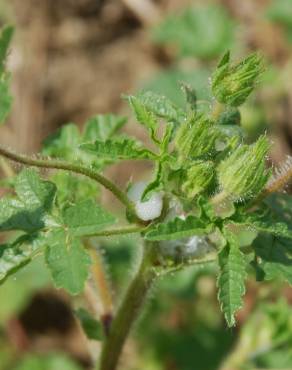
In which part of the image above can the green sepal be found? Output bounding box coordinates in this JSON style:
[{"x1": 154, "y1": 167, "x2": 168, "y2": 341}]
[
  {"x1": 212, "y1": 52, "x2": 264, "y2": 107},
  {"x1": 175, "y1": 113, "x2": 220, "y2": 160},
  {"x1": 217, "y1": 135, "x2": 270, "y2": 201},
  {"x1": 182, "y1": 161, "x2": 215, "y2": 198}
]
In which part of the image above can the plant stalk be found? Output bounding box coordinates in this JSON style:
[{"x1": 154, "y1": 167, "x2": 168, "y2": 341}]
[
  {"x1": 85, "y1": 225, "x2": 146, "y2": 238},
  {"x1": 0, "y1": 145, "x2": 141, "y2": 223},
  {"x1": 98, "y1": 245, "x2": 157, "y2": 370}
]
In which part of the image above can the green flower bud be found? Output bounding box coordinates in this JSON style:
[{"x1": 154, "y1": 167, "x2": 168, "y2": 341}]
[
  {"x1": 212, "y1": 51, "x2": 264, "y2": 107},
  {"x1": 175, "y1": 114, "x2": 220, "y2": 159},
  {"x1": 182, "y1": 161, "x2": 214, "y2": 198},
  {"x1": 217, "y1": 136, "x2": 270, "y2": 201}
]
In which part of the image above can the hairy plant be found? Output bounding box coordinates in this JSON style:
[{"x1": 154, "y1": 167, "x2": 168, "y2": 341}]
[{"x1": 1, "y1": 26, "x2": 292, "y2": 370}]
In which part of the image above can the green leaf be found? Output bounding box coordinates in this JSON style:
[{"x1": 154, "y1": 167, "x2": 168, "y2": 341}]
[
  {"x1": 62, "y1": 199, "x2": 116, "y2": 237},
  {"x1": 0, "y1": 25, "x2": 14, "y2": 73},
  {"x1": 246, "y1": 220, "x2": 292, "y2": 239},
  {"x1": 127, "y1": 94, "x2": 159, "y2": 143},
  {"x1": 145, "y1": 215, "x2": 212, "y2": 241},
  {"x1": 42, "y1": 123, "x2": 81, "y2": 161},
  {"x1": 254, "y1": 234, "x2": 292, "y2": 285},
  {"x1": 0, "y1": 235, "x2": 39, "y2": 284},
  {"x1": 45, "y1": 229, "x2": 91, "y2": 295},
  {"x1": 80, "y1": 137, "x2": 157, "y2": 161},
  {"x1": 232, "y1": 196, "x2": 292, "y2": 239},
  {"x1": 42, "y1": 114, "x2": 126, "y2": 167},
  {"x1": 134, "y1": 91, "x2": 179, "y2": 121},
  {"x1": 0, "y1": 169, "x2": 56, "y2": 232},
  {"x1": 217, "y1": 233, "x2": 247, "y2": 327},
  {"x1": 224, "y1": 222, "x2": 258, "y2": 247},
  {"x1": 75, "y1": 308, "x2": 102, "y2": 340},
  {"x1": 15, "y1": 169, "x2": 56, "y2": 209},
  {"x1": 266, "y1": 193, "x2": 292, "y2": 228},
  {"x1": 82, "y1": 114, "x2": 127, "y2": 142},
  {"x1": 52, "y1": 171, "x2": 99, "y2": 206}
]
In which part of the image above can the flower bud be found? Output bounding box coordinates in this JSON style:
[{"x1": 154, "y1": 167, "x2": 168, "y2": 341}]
[
  {"x1": 217, "y1": 136, "x2": 270, "y2": 201},
  {"x1": 182, "y1": 161, "x2": 214, "y2": 198},
  {"x1": 127, "y1": 181, "x2": 163, "y2": 221},
  {"x1": 175, "y1": 114, "x2": 220, "y2": 160},
  {"x1": 212, "y1": 51, "x2": 264, "y2": 107}
]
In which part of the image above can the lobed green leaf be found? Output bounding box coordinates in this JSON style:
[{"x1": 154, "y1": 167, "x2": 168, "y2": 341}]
[
  {"x1": 217, "y1": 232, "x2": 247, "y2": 327},
  {"x1": 0, "y1": 235, "x2": 39, "y2": 284},
  {"x1": 42, "y1": 114, "x2": 126, "y2": 166},
  {"x1": 62, "y1": 199, "x2": 116, "y2": 237},
  {"x1": 82, "y1": 114, "x2": 127, "y2": 142},
  {"x1": 80, "y1": 137, "x2": 157, "y2": 161},
  {"x1": 145, "y1": 215, "x2": 212, "y2": 241},
  {"x1": 127, "y1": 95, "x2": 159, "y2": 143},
  {"x1": 0, "y1": 169, "x2": 56, "y2": 232},
  {"x1": 254, "y1": 234, "x2": 292, "y2": 285},
  {"x1": 45, "y1": 229, "x2": 91, "y2": 295}
]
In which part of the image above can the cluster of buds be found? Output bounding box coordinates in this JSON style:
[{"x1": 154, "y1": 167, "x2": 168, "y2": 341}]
[
  {"x1": 216, "y1": 135, "x2": 270, "y2": 202},
  {"x1": 182, "y1": 161, "x2": 214, "y2": 198},
  {"x1": 212, "y1": 51, "x2": 264, "y2": 107}
]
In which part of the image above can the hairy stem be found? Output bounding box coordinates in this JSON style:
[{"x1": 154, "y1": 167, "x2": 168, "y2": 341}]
[
  {"x1": 84, "y1": 240, "x2": 113, "y2": 312},
  {"x1": 84, "y1": 225, "x2": 146, "y2": 238},
  {"x1": 98, "y1": 245, "x2": 157, "y2": 370},
  {"x1": 0, "y1": 145, "x2": 141, "y2": 222}
]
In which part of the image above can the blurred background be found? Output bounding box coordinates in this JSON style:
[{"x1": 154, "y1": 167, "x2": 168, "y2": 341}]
[{"x1": 1, "y1": 0, "x2": 292, "y2": 369}]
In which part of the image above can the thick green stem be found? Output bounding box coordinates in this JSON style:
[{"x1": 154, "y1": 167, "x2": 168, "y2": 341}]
[
  {"x1": 98, "y1": 246, "x2": 156, "y2": 370},
  {"x1": 0, "y1": 145, "x2": 141, "y2": 223}
]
